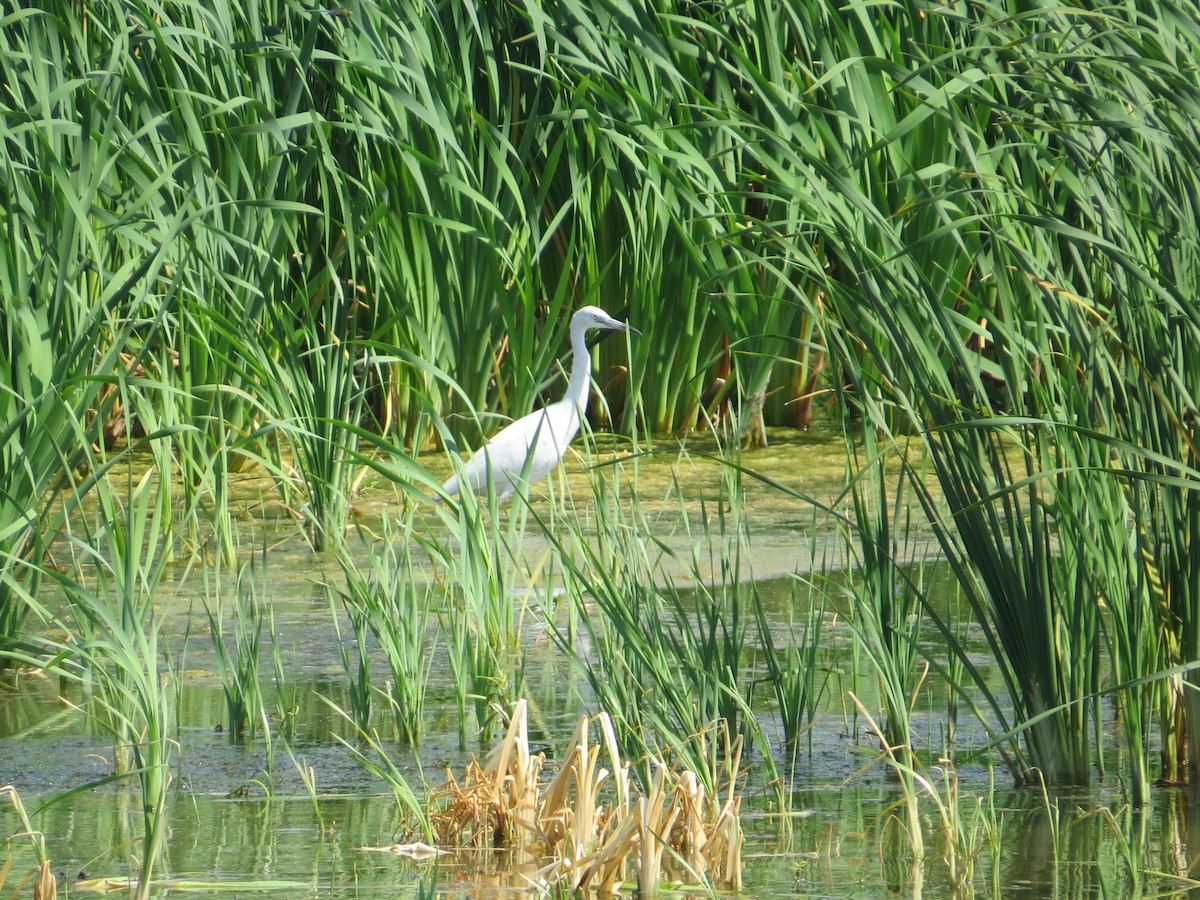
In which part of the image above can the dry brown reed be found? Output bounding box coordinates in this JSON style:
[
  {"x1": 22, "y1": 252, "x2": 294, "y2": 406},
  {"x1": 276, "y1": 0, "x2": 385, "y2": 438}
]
[
  {"x1": 429, "y1": 701, "x2": 744, "y2": 892},
  {"x1": 1, "y1": 785, "x2": 56, "y2": 900}
]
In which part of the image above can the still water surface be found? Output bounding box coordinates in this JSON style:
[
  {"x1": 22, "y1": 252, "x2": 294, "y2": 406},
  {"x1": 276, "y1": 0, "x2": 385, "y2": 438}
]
[{"x1": 1, "y1": 433, "x2": 1196, "y2": 896}]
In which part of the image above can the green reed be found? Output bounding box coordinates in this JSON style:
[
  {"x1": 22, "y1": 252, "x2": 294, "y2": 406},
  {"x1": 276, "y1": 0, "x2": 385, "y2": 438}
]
[
  {"x1": 267, "y1": 601, "x2": 301, "y2": 746},
  {"x1": 420, "y1": 474, "x2": 545, "y2": 746},
  {"x1": 0, "y1": 130, "x2": 183, "y2": 671},
  {"x1": 327, "y1": 709, "x2": 432, "y2": 843},
  {"x1": 250, "y1": 317, "x2": 370, "y2": 554},
  {"x1": 536, "y1": 453, "x2": 777, "y2": 794},
  {"x1": 3, "y1": 0, "x2": 1200, "y2": 842},
  {"x1": 806, "y1": 0, "x2": 1200, "y2": 793},
  {"x1": 441, "y1": 597, "x2": 516, "y2": 752},
  {"x1": 3, "y1": 0, "x2": 1193, "y2": 464},
  {"x1": 1050, "y1": 429, "x2": 1156, "y2": 804},
  {"x1": 437, "y1": 599, "x2": 472, "y2": 751},
  {"x1": 203, "y1": 557, "x2": 267, "y2": 742},
  {"x1": 841, "y1": 428, "x2": 925, "y2": 767},
  {"x1": 34, "y1": 427, "x2": 177, "y2": 899},
  {"x1": 335, "y1": 512, "x2": 434, "y2": 746},
  {"x1": 852, "y1": 693, "x2": 1008, "y2": 891},
  {"x1": 431, "y1": 490, "x2": 519, "y2": 651},
  {"x1": 329, "y1": 583, "x2": 373, "y2": 737},
  {"x1": 754, "y1": 574, "x2": 828, "y2": 761},
  {"x1": 160, "y1": 297, "x2": 263, "y2": 567},
  {"x1": 1093, "y1": 288, "x2": 1200, "y2": 786}
]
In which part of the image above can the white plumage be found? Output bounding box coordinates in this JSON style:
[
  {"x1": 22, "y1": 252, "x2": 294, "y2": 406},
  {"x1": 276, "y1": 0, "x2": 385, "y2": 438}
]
[{"x1": 441, "y1": 306, "x2": 638, "y2": 501}]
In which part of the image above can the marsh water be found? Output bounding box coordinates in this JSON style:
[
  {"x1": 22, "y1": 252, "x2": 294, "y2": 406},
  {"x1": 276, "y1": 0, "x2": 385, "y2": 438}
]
[{"x1": 1, "y1": 432, "x2": 1196, "y2": 896}]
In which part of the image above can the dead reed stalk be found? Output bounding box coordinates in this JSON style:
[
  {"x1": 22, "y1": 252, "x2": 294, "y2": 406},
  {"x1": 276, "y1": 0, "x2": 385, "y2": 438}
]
[{"x1": 430, "y1": 701, "x2": 744, "y2": 893}]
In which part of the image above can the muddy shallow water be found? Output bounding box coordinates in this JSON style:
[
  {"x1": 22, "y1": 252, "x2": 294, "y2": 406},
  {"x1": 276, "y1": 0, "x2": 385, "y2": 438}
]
[
  {"x1": 4, "y1": 666, "x2": 1192, "y2": 898},
  {"x1": 1, "y1": 431, "x2": 1196, "y2": 896}
]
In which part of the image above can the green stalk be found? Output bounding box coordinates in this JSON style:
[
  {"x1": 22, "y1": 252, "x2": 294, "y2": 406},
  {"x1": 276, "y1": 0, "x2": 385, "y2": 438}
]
[
  {"x1": 335, "y1": 510, "x2": 434, "y2": 746},
  {"x1": 203, "y1": 558, "x2": 267, "y2": 742},
  {"x1": 842, "y1": 427, "x2": 924, "y2": 767},
  {"x1": 40, "y1": 429, "x2": 176, "y2": 899}
]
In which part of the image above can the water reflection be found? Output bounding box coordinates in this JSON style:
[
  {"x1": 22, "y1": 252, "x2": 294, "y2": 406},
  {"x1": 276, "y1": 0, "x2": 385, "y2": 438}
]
[
  {"x1": 6, "y1": 670, "x2": 1200, "y2": 895},
  {"x1": 2, "y1": 436, "x2": 1199, "y2": 896}
]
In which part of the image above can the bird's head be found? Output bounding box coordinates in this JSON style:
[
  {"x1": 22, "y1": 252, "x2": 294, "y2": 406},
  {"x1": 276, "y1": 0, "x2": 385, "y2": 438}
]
[{"x1": 573, "y1": 305, "x2": 641, "y2": 335}]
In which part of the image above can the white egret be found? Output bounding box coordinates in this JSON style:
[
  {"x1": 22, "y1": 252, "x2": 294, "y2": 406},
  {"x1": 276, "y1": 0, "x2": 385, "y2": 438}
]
[{"x1": 441, "y1": 306, "x2": 639, "y2": 501}]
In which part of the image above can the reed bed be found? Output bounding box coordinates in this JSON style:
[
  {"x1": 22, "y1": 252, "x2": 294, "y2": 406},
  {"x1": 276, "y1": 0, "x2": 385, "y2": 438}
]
[
  {"x1": 203, "y1": 559, "x2": 267, "y2": 742},
  {"x1": 15, "y1": 434, "x2": 178, "y2": 899},
  {"x1": 334, "y1": 513, "x2": 434, "y2": 746},
  {"x1": 3, "y1": 0, "x2": 1200, "y2": 892},
  {"x1": 430, "y1": 700, "x2": 744, "y2": 893}
]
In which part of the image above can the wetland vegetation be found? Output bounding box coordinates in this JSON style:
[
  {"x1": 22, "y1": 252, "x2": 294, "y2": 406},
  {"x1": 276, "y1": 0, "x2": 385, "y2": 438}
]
[{"x1": 3, "y1": 0, "x2": 1200, "y2": 895}]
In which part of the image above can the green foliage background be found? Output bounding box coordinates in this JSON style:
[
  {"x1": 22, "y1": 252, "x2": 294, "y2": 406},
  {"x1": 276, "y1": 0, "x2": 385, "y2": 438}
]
[{"x1": 3, "y1": 0, "x2": 1200, "y2": 818}]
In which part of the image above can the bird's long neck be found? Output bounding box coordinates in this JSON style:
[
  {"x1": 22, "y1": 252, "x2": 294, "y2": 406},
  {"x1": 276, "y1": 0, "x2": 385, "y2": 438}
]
[{"x1": 564, "y1": 322, "x2": 592, "y2": 412}]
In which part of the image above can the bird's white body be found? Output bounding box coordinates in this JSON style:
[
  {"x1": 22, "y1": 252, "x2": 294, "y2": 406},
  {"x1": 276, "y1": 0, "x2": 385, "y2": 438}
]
[{"x1": 442, "y1": 306, "x2": 636, "y2": 501}]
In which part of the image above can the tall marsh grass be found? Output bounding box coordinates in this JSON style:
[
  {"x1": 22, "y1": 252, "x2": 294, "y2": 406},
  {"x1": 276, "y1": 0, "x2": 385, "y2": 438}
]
[
  {"x1": 204, "y1": 559, "x2": 267, "y2": 742},
  {"x1": 24, "y1": 438, "x2": 178, "y2": 899},
  {"x1": 335, "y1": 512, "x2": 434, "y2": 746},
  {"x1": 5, "y1": 2, "x2": 1200, "y2": 892},
  {"x1": 539, "y1": 462, "x2": 785, "y2": 795}
]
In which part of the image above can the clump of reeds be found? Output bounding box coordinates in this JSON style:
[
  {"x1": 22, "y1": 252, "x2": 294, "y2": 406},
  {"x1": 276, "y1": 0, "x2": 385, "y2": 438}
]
[
  {"x1": 429, "y1": 700, "x2": 743, "y2": 893},
  {"x1": 2, "y1": 784, "x2": 56, "y2": 900}
]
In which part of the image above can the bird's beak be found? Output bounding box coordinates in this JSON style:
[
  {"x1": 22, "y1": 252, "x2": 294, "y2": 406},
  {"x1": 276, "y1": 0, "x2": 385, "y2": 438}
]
[{"x1": 601, "y1": 313, "x2": 640, "y2": 335}]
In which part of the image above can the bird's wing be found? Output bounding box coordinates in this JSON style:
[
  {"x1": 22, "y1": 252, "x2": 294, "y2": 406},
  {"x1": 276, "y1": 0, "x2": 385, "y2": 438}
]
[
  {"x1": 441, "y1": 409, "x2": 545, "y2": 497},
  {"x1": 441, "y1": 403, "x2": 578, "y2": 498}
]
